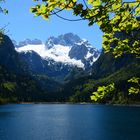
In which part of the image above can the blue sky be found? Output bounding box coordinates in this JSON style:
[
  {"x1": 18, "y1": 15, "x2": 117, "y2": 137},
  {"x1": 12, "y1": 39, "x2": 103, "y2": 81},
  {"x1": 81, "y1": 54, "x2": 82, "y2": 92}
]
[{"x1": 0, "y1": 0, "x2": 103, "y2": 49}]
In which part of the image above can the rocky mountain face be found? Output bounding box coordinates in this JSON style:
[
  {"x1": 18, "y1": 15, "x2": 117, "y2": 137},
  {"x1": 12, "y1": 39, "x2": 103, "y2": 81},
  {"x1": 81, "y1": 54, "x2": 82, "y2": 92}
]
[
  {"x1": 46, "y1": 33, "x2": 81, "y2": 48},
  {"x1": 45, "y1": 33, "x2": 100, "y2": 68},
  {"x1": 15, "y1": 33, "x2": 100, "y2": 80}
]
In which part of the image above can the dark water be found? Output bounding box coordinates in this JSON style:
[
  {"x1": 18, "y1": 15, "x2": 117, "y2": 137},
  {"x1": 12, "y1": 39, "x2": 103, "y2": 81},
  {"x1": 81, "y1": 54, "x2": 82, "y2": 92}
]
[{"x1": 0, "y1": 104, "x2": 140, "y2": 140}]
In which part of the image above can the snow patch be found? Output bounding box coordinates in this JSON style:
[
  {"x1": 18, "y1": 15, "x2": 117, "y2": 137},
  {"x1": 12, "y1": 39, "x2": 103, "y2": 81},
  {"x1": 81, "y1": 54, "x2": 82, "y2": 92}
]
[
  {"x1": 16, "y1": 44, "x2": 47, "y2": 57},
  {"x1": 16, "y1": 44, "x2": 84, "y2": 68}
]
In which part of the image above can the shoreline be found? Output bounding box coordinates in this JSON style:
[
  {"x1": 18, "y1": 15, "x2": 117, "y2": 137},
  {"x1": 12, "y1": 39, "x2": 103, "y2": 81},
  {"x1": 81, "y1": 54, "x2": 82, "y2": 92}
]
[
  {"x1": 1, "y1": 102, "x2": 140, "y2": 107},
  {"x1": 11, "y1": 102, "x2": 140, "y2": 107},
  {"x1": 19, "y1": 102, "x2": 93, "y2": 105}
]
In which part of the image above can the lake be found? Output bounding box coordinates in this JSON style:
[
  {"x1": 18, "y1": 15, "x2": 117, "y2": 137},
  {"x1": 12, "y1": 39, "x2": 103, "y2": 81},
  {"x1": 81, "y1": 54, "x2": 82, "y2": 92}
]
[{"x1": 0, "y1": 104, "x2": 140, "y2": 140}]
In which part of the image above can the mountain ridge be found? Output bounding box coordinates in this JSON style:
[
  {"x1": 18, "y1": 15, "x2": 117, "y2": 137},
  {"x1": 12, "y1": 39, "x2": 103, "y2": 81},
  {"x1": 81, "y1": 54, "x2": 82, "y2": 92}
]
[{"x1": 16, "y1": 33, "x2": 100, "y2": 69}]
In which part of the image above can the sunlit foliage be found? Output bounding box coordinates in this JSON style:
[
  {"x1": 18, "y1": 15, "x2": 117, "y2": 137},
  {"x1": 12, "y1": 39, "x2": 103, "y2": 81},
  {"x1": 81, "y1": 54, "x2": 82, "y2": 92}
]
[
  {"x1": 90, "y1": 83, "x2": 115, "y2": 102},
  {"x1": 128, "y1": 77, "x2": 140, "y2": 95},
  {"x1": 2, "y1": 82, "x2": 16, "y2": 92}
]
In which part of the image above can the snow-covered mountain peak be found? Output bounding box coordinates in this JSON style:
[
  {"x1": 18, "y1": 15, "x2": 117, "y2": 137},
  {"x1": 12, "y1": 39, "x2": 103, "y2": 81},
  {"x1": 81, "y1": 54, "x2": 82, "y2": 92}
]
[{"x1": 16, "y1": 33, "x2": 100, "y2": 69}]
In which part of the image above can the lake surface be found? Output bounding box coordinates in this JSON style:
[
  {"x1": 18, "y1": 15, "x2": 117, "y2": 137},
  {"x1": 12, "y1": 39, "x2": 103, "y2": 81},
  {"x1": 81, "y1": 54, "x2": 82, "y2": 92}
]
[{"x1": 0, "y1": 104, "x2": 140, "y2": 140}]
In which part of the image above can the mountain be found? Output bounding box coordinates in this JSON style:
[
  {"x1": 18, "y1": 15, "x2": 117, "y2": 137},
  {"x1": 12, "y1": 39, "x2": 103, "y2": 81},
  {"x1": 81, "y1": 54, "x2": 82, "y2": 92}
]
[
  {"x1": 16, "y1": 33, "x2": 100, "y2": 70},
  {"x1": 19, "y1": 50, "x2": 76, "y2": 81},
  {"x1": 0, "y1": 35, "x2": 62, "y2": 104}
]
